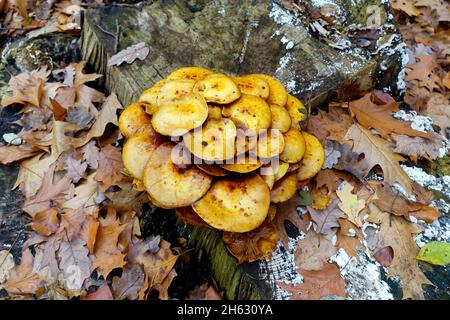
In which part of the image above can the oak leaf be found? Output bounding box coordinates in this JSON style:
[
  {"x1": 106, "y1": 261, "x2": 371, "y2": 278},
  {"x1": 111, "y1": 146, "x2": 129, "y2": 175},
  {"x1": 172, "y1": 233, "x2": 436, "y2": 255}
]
[
  {"x1": 367, "y1": 203, "x2": 431, "y2": 299},
  {"x1": 277, "y1": 263, "x2": 346, "y2": 300},
  {"x1": 95, "y1": 145, "x2": 124, "y2": 191},
  {"x1": 344, "y1": 124, "x2": 414, "y2": 194},
  {"x1": 335, "y1": 218, "x2": 363, "y2": 260},
  {"x1": 187, "y1": 283, "x2": 222, "y2": 300},
  {"x1": 64, "y1": 155, "x2": 88, "y2": 183},
  {"x1": 79, "y1": 214, "x2": 99, "y2": 254},
  {"x1": 295, "y1": 230, "x2": 337, "y2": 271},
  {"x1": 393, "y1": 134, "x2": 442, "y2": 161},
  {"x1": 336, "y1": 181, "x2": 365, "y2": 227},
  {"x1": 58, "y1": 208, "x2": 85, "y2": 241},
  {"x1": 308, "y1": 199, "x2": 345, "y2": 236},
  {"x1": 373, "y1": 184, "x2": 440, "y2": 223},
  {"x1": 390, "y1": 0, "x2": 420, "y2": 16},
  {"x1": 275, "y1": 194, "x2": 311, "y2": 249},
  {"x1": 349, "y1": 91, "x2": 432, "y2": 140},
  {"x1": 107, "y1": 42, "x2": 150, "y2": 67},
  {"x1": 80, "y1": 140, "x2": 100, "y2": 169},
  {"x1": 91, "y1": 207, "x2": 127, "y2": 278},
  {"x1": 62, "y1": 173, "x2": 99, "y2": 214},
  {"x1": 112, "y1": 264, "x2": 145, "y2": 300}
]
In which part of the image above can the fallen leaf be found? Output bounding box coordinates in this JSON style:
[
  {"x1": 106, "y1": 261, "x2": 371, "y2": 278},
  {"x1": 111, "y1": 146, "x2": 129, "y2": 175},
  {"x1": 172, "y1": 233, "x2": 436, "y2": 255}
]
[
  {"x1": 336, "y1": 181, "x2": 365, "y2": 227},
  {"x1": 295, "y1": 230, "x2": 337, "y2": 270},
  {"x1": 80, "y1": 140, "x2": 100, "y2": 169},
  {"x1": 0, "y1": 144, "x2": 41, "y2": 164},
  {"x1": 406, "y1": 55, "x2": 442, "y2": 91},
  {"x1": 57, "y1": 239, "x2": 92, "y2": 291},
  {"x1": 95, "y1": 145, "x2": 124, "y2": 191},
  {"x1": 336, "y1": 218, "x2": 363, "y2": 260},
  {"x1": 112, "y1": 264, "x2": 145, "y2": 300},
  {"x1": 64, "y1": 155, "x2": 88, "y2": 183},
  {"x1": 308, "y1": 199, "x2": 345, "y2": 236},
  {"x1": 222, "y1": 222, "x2": 279, "y2": 264},
  {"x1": 349, "y1": 91, "x2": 432, "y2": 140},
  {"x1": 1, "y1": 68, "x2": 49, "y2": 107},
  {"x1": 393, "y1": 134, "x2": 442, "y2": 161},
  {"x1": 275, "y1": 194, "x2": 310, "y2": 249},
  {"x1": 128, "y1": 238, "x2": 178, "y2": 288},
  {"x1": 22, "y1": 164, "x2": 72, "y2": 217},
  {"x1": 367, "y1": 203, "x2": 431, "y2": 299},
  {"x1": 3, "y1": 249, "x2": 41, "y2": 295},
  {"x1": 79, "y1": 214, "x2": 99, "y2": 254},
  {"x1": 58, "y1": 208, "x2": 85, "y2": 241},
  {"x1": 187, "y1": 283, "x2": 222, "y2": 300},
  {"x1": 154, "y1": 268, "x2": 177, "y2": 300},
  {"x1": 390, "y1": 0, "x2": 420, "y2": 16},
  {"x1": 72, "y1": 93, "x2": 122, "y2": 148},
  {"x1": 373, "y1": 246, "x2": 394, "y2": 267},
  {"x1": 31, "y1": 208, "x2": 60, "y2": 237},
  {"x1": 0, "y1": 250, "x2": 15, "y2": 284},
  {"x1": 66, "y1": 103, "x2": 94, "y2": 129},
  {"x1": 416, "y1": 241, "x2": 450, "y2": 266},
  {"x1": 373, "y1": 184, "x2": 440, "y2": 223},
  {"x1": 277, "y1": 263, "x2": 346, "y2": 300},
  {"x1": 82, "y1": 284, "x2": 114, "y2": 300},
  {"x1": 344, "y1": 124, "x2": 414, "y2": 194},
  {"x1": 92, "y1": 207, "x2": 127, "y2": 278},
  {"x1": 62, "y1": 173, "x2": 99, "y2": 213},
  {"x1": 14, "y1": 152, "x2": 58, "y2": 198},
  {"x1": 107, "y1": 42, "x2": 150, "y2": 67},
  {"x1": 106, "y1": 182, "x2": 148, "y2": 214}
]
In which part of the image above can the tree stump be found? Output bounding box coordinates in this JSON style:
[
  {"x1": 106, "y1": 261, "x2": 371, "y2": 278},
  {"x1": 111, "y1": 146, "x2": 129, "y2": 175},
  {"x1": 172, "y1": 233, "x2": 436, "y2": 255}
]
[{"x1": 81, "y1": 0, "x2": 401, "y2": 299}]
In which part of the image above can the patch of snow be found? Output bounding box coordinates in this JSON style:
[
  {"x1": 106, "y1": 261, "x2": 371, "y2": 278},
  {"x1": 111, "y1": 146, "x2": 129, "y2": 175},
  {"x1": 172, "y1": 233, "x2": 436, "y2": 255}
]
[
  {"x1": 261, "y1": 233, "x2": 304, "y2": 299},
  {"x1": 401, "y1": 165, "x2": 450, "y2": 200},
  {"x1": 393, "y1": 110, "x2": 434, "y2": 133},
  {"x1": 414, "y1": 216, "x2": 450, "y2": 248},
  {"x1": 269, "y1": 3, "x2": 302, "y2": 26},
  {"x1": 330, "y1": 248, "x2": 394, "y2": 300}
]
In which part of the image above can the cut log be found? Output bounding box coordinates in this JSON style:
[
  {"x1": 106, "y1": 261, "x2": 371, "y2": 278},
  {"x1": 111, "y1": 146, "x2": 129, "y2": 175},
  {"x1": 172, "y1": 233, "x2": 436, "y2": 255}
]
[{"x1": 81, "y1": 0, "x2": 397, "y2": 299}]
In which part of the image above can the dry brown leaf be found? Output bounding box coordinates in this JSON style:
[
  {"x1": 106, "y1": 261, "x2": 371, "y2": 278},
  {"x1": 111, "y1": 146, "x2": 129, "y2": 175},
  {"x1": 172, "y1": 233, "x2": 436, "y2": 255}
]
[
  {"x1": 58, "y1": 208, "x2": 85, "y2": 241},
  {"x1": 107, "y1": 42, "x2": 150, "y2": 67},
  {"x1": 277, "y1": 263, "x2": 346, "y2": 300},
  {"x1": 22, "y1": 164, "x2": 72, "y2": 217},
  {"x1": 1, "y1": 68, "x2": 49, "y2": 107},
  {"x1": 95, "y1": 145, "x2": 124, "y2": 191},
  {"x1": 64, "y1": 155, "x2": 88, "y2": 183},
  {"x1": 406, "y1": 55, "x2": 442, "y2": 91},
  {"x1": 112, "y1": 264, "x2": 145, "y2": 300},
  {"x1": 367, "y1": 203, "x2": 431, "y2": 299},
  {"x1": 295, "y1": 230, "x2": 337, "y2": 271},
  {"x1": 344, "y1": 124, "x2": 414, "y2": 194},
  {"x1": 373, "y1": 184, "x2": 440, "y2": 223},
  {"x1": 62, "y1": 173, "x2": 99, "y2": 213},
  {"x1": 308, "y1": 199, "x2": 346, "y2": 236},
  {"x1": 393, "y1": 133, "x2": 442, "y2": 161},
  {"x1": 3, "y1": 249, "x2": 42, "y2": 295},
  {"x1": 373, "y1": 246, "x2": 394, "y2": 267},
  {"x1": 275, "y1": 194, "x2": 310, "y2": 249},
  {"x1": 349, "y1": 91, "x2": 432, "y2": 140},
  {"x1": 335, "y1": 218, "x2": 363, "y2": 260},
  {"x1": 92, "y1": 207, "x2": 127, "y2": 278},
  {"x1": 31, "y1": 208, "x2": 60, "y2": 237},
  {"x1": 187, "y1": 283, "x2": 222, "y2": 300},
  {"x1": 79, "y1": 214, "x2": 99, "y2": 254},
  {"x1": 57, "y1": 239, "x2": 92, "y2": 291},
  {"x1": 307, "y1": 108, "x2": 353, "y2": 144},
  {"x1": 0, "y1": 144, "x2": 41, "y2": 164}
]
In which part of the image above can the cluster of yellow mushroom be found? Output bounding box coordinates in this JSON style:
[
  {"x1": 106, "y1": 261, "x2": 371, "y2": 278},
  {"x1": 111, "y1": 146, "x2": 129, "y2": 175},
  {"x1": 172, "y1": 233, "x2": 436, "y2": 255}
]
[{"x1": 119, "y1": 67, "x2": 325, "y2": 234}]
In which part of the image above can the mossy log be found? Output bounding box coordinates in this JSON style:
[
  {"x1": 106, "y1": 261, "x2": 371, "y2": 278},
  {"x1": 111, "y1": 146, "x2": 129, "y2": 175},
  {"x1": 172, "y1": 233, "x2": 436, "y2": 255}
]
[{"x1": 81, "y1": 0, "x2": 397, "y2": 300}]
